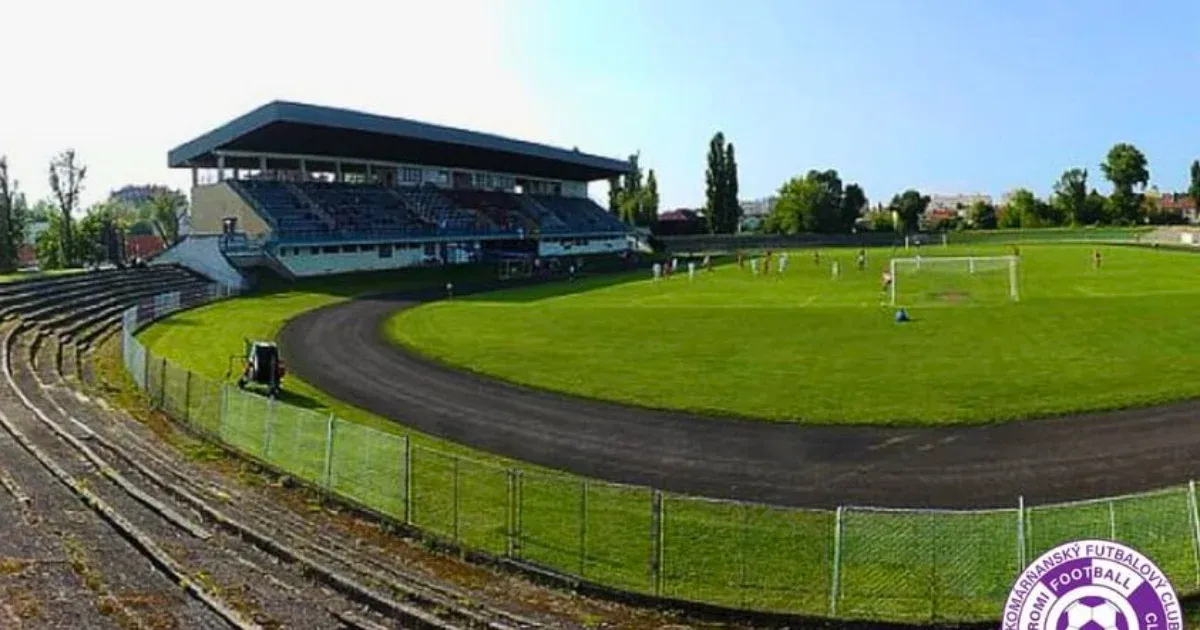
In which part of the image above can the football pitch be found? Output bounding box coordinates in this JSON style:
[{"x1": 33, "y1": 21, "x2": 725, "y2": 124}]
[
  {"x1": 389, "y1": 243, "x2": 1200, "y2": 425},
  {"x1": 129, "y1": 242, "x2": 1200, "y2": 624}
]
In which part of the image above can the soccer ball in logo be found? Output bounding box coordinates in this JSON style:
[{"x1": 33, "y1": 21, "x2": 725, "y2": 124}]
[{"x1": 1059, "y1": 596, "x2": 1128, "y2": 630}]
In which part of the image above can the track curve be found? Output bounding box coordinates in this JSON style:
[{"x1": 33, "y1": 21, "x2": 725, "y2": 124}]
[{"x1": 280, "y1": 282, "x2": 1200, "y2": 509}]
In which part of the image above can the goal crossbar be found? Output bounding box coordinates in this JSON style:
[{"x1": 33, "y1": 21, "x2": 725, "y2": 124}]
[{"x1": 889, "y1": 255, "x2": 1019, "y2": 305}]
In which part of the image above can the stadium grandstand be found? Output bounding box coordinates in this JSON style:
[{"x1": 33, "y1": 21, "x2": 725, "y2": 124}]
[{"x1": 157, "y1": 101, "x2": 633, "y2": 285}]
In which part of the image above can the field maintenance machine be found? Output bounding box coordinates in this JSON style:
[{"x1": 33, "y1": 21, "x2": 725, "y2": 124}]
[{"x1": 227, "y1": 340, "x2": 286, "y2": 397}]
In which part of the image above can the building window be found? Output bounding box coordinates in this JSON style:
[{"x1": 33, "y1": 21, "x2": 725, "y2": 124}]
[
  {"x1": 322, "y1": 246, "x2": 338, "y2": 254},
  {"x1": 310, "y1": 247, "x2": 320, "y2": 255},
  {"x1": 342, "y1": 245, "x2": 357, "y2": 253},
  {"x1": 379, "y1": 244, "x2": 393, "y2": 258}
]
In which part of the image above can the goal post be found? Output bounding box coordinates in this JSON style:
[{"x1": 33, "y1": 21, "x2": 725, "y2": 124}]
[{"x1": 889, "y1": 255, "x2": 1019, "y2": 306}]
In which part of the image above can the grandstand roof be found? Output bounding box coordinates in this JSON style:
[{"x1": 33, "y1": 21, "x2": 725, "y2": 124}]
[{"x1": 168, "y1": 101, "x2": 630, "y2": 181}]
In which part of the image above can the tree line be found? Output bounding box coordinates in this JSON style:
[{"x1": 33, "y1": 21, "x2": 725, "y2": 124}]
[
  {"x1": 608, "y1": 131, "x2": 742, "y2": 234},
  {"x1": 765, "y1": 142, "x2": 1200, "y2": 235},
  {"x1": 0, "y1": 150, "x2": 188, "y2": 271}
]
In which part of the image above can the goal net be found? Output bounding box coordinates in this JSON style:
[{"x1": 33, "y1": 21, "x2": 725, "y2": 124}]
[{"x1": 889, "y1": 256, "x2": 1019, "y2": 306}]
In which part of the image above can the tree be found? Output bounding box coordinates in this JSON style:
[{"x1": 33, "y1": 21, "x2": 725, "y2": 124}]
[
  {"x1": 765, "y1": 169, "x2": 866, "y2": 234},
  {"x1": 1106, "y1": 189, "x2": 1141, "y2": 225},
  {"x1": 643, "y1": 169, "x2": 660, "y2": 225},
  {"x1": 705, "y1": 133, "x2": 726, "y2": 233},
  {"x1": 28, "y1": 198, "x2": 54, "y2": 223},
  {"x1": 1085, "y1": 190, "x2": 1108, "y2": 225},
  {"x1": 0, "y1": 156, "x2": 27, "y2": 273},
  {"x1": 1189, "y1": 160, "x2": 1200, "y2": 209},
  {"x1": 1053, "y1": 168, "x2": 1090, "y2": 225},
  {"x1": 48, "y1": 149, "x2": 86, "y2": 267},
  {"x1": 887, "y1": 189, "x2": 930, "y2": 233},
  {"x1": 1100, "y1": 143, "x2": 1148, "y2": 225},
  {"x1": 144, "y1": 189, "x2": 188, "y2": 246},
  {"x1": 1000, "y1": 188, "x2": 1058, "y2": 228},
  {"x1": 864, "y1": 206, "x2": 895, "y2": 232},
  {"x1": 606, "y1": 177, "x2": 620, "y2": 217},
  {"x1": 841, "y1": 184, "x2": 868, "y2": 232},
  {"x1": 77, "y1": 202, "x2": 128, "y2": 266},
  {"x1": 722, "y1": 142, "x2": 740, "y2": 233},
  {"x1": 766, "y1": 176, "x2": 821, "y2": 234},
  {"x1": 704, "y1": 132, "x2": 740, "y2": 234},
  {"x1": 1100, "y1": 143, "x2": 1150, "y2": 193},
  {"x1": 613, "y1": 155, "x2": 658, "y2": 227},
  {"x1": 624, "y1": 153, "x2": 643, "y2": 193},
  {"x1": 35, "y1": 212, "x2": 69, "y2": 270},
  {"x1": 967, "y1": 199, "x2": 997, "y2": 229}
]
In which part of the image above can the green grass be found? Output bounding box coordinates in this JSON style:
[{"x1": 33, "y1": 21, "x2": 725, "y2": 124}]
[
  {"x1": 0, "y1": 268, "x2": 84, "y2": 283},
  {"x1": 135, "y1": 247, "x2": 1200, "y2": 624},
  {"x1": 388, "y1": 244, "x2": 1200, "y2": 425}
]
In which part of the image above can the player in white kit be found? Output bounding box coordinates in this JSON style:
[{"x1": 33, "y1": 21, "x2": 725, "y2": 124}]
[
  {"x1": 652, "y1": 263, "x2": 662, "y2": 280},
  {"x1": 779, "y1": 252, "x2": 789, "y2": 273}
]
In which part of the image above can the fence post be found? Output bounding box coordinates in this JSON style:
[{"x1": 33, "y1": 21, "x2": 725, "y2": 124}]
[
  {"x1": 739, "y1": 502, "x2": 749, "y2": 608},
  {"x1": 1017, "y1": 496, "x2": 1026, "y2": 571},
  {"x1": 158, "y1": 357, "x2": 167, "y2": 408},
  {"x1": 514, "y1": 469, "x2": 524, "y2": 559},
  {"x1": 218, "y1": 384, "x2": 229, "y2": 440},
  {"x1": 452, "y1": 456, "x2": 460, "y2": 544},
  {"x1": 263, "y1": 398, "x2": 276, "y2": 461},
  {"x1": 142, "y1": 349, "x2": 152, "y2": 400},
  {"x1": 650, "y1": 489, "x2": 663, "y2": 597},
  {"x1": 1108, "y1": 499, "x2": 1117, "y2": 541},
  {"x1": 829, "y1": 505, "x2": 843, "y2": 616},
  {"x1": 183, "y1": 370, "x2": 191, "y2": 424},
  {"x1": 402, "y1": 436, "x2": 412, "y2": 525},
  {"x1": 1189, "y1": 481, "x2": 1200, "y2": 588},
  {"x1": 929, "y1": 513, "x2": 938, "y2": 622},
  {"x1": 322, "y1": 415, "x2": 336, "y2": 493},
  {"x1": 506, "y1": 468, "x2": 516, "y2": 557},
  {"x1": 579, "y1": 479, "x2": 588, "y2": 578}
]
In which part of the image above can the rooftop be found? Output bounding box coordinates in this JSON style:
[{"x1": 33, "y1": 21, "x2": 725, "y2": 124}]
[{"x1": 168, "y1": 101, "x2": 630, "y2": 182}]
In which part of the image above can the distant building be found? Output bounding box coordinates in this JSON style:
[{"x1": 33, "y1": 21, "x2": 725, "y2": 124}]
[
  {"x1": 108, "y1": 184, "x2": 175, "y2": 207},
  {"x1": 928, "y1": 193, "x2": 993, "y2": 217},
  {"x1": 25, "y1": 221, "x2": 50, "y2": 246},
  {"x1": 740, "y1": 197, "x2": 777, "y2": 218},
  {"x1": 656, "y1": 208, "x2": 707, "y2": 236},
  {"x1": 125, "y1": 234, "x2": 167, "y2": 259},
  {"x1": 1158, "y1": 193, "x2": 1198, "y2": 223}
]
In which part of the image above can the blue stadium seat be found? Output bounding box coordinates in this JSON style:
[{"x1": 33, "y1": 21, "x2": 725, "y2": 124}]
[{"x1": 229, "y1": 180, "x2": 627, "y2": 242}]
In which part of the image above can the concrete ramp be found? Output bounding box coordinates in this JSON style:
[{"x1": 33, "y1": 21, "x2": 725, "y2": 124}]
[{"x1": 152, "y1": 235, "x2": 250, "y2": 292}]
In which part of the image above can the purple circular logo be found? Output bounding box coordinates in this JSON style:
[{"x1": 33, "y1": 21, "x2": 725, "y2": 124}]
[{"x1": 1003, "y1": 540, "x2": 1181, "y2": 630}]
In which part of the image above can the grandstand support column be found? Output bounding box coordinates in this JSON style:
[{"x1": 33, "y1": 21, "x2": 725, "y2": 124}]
[
  {"x1": 259, "y1": 155, "x2": 267, "y2": 172},
  {"x1": 299, "y1": 159, "x2": 307, "y2": 179},
  {"x1": 191, "y1": 167, "x2": 197, "y2": 188},
  {"x1": 335, "y1": 161, "x2": 343, "y2": 182},
  {"x1": 217, "y1": 154, "x2": 226, "y2": 181}
]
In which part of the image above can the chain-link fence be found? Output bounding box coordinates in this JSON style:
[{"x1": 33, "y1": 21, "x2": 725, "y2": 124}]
[{"x1": 120, "y1": 289, "x2": 1200, "y2": 624}]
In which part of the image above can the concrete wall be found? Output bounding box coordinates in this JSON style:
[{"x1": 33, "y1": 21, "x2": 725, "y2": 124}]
[
  {"x1": 538, "y1": 237, "x2": 629, "y2": 257},
  {"x1": 190, "y1": 183, "x2": 272, "y2": 237},
  {"x1": 274, "y1": 243, "x2": 428, "y2": 277},
  {"x1": 152, "y1": 234, "x2": 250, "y2": 291}
]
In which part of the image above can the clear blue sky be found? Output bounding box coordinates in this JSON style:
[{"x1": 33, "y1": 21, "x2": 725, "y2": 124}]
[
  {"x1": 5, "y1": 0, "x2": 1200, "y2": 212},
  {"x1": 506, "y1": 0, "x2": 1200, "y2": 209}
]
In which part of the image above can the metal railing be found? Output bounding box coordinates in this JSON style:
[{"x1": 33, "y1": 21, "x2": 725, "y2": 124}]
[{"x1": 121, "y1": 287, "x2": 1200, "y2": 624}]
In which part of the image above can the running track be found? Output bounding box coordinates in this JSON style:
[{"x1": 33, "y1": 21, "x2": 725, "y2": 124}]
[{"x1": 280, "y1": 282, "x2": 1200, "y2": 509}]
